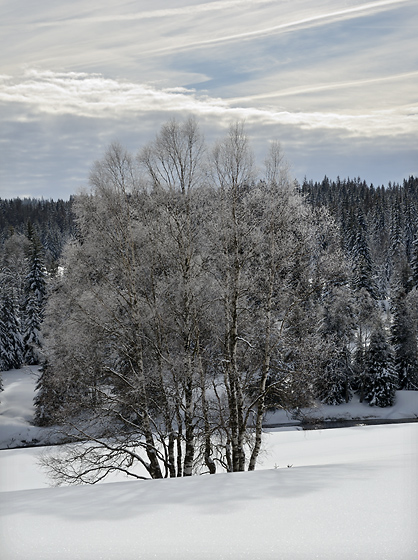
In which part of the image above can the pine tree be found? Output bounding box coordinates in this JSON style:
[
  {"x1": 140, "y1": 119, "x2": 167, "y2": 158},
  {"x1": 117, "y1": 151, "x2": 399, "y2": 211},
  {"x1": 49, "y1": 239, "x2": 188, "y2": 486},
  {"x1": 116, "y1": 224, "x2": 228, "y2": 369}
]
[
  {"x1": 0, "y1": 291, "x2": 23, "y2": 371},
  {"x1": 411, "y1": 234, "x2": 418, "y2": 290},
  {"x1": 23, "y1": 232, "x2": 47, "y2": 364},
  {"x1": 365, "y1": 327, "x2": 397, "y2": 407},
  {"x1": 33, "y1": 361, "x2": 63, "y2": 426},
  {"x1": 316, "y1": 347, "x2": 352, "y2": 405},
  {"x1": 315, "y1": 286, "x2": 355, "y2": 404},
  {"x1": 391, "y1": 289, "x2": 418, "y2": 390},
  {"x1": 23, "y1": 293, "x2": 43, "y2": 365},
  {"x1": 24, "y1": 232, "x2": 47, "y2": 305},
  {"x1": 352, "y1": 210, "x2": 376, "y2": 298}
]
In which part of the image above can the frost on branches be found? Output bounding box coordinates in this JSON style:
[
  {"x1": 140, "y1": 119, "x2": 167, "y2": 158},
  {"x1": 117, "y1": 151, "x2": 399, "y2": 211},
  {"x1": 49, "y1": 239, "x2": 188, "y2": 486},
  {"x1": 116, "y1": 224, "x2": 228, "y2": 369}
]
[{"x1": 34, "y1": 119, "x2": 413, "y2": 484}]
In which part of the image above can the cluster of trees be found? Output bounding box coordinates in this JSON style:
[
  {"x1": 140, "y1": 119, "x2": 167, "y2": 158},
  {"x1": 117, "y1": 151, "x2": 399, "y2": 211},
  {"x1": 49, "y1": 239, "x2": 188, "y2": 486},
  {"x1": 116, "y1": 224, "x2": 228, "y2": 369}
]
[
  {"x1": 0, "y1": 197, "x2": 74, "y2": 270},
  {"x1": 30, "y1": 120, "x2": 417, "y2": 482},
  {"x1": 0, "y1": 197, "x2": 73, "y2": 394},
  {"x1": 35, "y1": 120, "x2": 351, "y2": 482},
  {"x1": 1, "y1": 119, "x2": 417, "y2": 481},
  {"x1": 302, "y1": 176, "x2": 418, "y2": 397},
  {"x1": 0, "y1": 198, "x2": 72, "y2": 385},
  {"x1": 0, "y1": 223, "x2": 47, "y2": 374},
  {"x1": 302, "y1": 176, "x2": 418, "y2": 296}
]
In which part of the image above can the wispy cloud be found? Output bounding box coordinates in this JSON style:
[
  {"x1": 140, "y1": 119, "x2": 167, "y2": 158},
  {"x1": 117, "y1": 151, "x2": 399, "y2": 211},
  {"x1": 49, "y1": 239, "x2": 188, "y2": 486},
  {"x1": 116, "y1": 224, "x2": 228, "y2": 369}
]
[
  {"x1": 0, "y1": 70, "x2": 226, "y2": 119},
  {"x1": 140, "y1": 0, "x2": 412, "y2": 54},
  {"x1": 229, "y1": 72, "x2": 418, "y2": 103},
  {"x1": 23, "y1": 0, "x2": 276, "y2": 28},
  {"x1": 1, "y1": 70, "x2": 416, "y2": 139}
]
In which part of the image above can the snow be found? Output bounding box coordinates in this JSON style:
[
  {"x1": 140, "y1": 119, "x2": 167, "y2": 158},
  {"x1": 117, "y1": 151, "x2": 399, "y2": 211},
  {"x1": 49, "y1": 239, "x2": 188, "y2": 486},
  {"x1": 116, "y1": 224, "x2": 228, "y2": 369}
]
[
  {"x1": 265, "y1": 390, "x2": 418, "y2": 425},
  {"x1": 0, "y1": 367, "x2": 56, "y2": 449},
  {"x1": 1, "y1": 368, "x2": 417, "y2": 559}
]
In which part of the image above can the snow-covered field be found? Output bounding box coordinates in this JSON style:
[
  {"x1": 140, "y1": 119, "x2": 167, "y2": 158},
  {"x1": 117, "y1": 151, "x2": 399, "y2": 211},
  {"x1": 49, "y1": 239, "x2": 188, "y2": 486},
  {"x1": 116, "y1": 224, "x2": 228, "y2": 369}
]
[{"x1": 1, "y1": 367, "x2": 417, "y2": 559}]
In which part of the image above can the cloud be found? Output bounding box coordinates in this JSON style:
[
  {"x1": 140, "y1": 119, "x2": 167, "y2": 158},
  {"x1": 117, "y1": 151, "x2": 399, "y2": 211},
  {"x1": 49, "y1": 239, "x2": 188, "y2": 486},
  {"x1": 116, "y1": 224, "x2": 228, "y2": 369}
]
[
  {"x1": 26, "y1": 0, "x2": 276, "y2": 27},
  {"x1": 1, "y1": 70, "x2": 416, "y2": 140},
  {"x1": 139, "y1": 0, "x2": 412, "y2": 55},
  {"x1": 229, "y1": 72, "x2": 418, "y2": 103}
]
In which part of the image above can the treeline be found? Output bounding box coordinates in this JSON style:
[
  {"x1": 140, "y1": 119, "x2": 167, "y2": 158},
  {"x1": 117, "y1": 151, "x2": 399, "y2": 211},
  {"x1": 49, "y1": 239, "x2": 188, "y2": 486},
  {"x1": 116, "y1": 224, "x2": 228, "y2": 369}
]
[
  {"x1": 0, "y1": 197, "x2": 75, "y2": 268},
  {"x1": 0, "y1": 119, "x2": 417, "y2": 480},
  {"x1": 0, "y1": 199, "x2": 74, "y2": 376},
  {"x1": 302, "y1": 176, "x2": 418, "y2": 295},
  {"x1": 0, "y1": 222, "x2": 47, "y2": 371},
  {"x1": 301, "y1": 175, "x2": 418, "y2": 399}
]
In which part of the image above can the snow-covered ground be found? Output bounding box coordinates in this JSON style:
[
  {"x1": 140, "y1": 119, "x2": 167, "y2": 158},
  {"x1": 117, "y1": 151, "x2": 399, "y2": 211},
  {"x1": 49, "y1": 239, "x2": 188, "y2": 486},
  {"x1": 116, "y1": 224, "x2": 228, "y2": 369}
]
[
  {"x1": 265, "y1": 390, "x2": 418, "y2": 425},
  {"x1": 1, "y1": 367, "x2": 417, "y2": 559},
  {"x1": 0, "y1": 367, "x2": 62, "y2": 450}
]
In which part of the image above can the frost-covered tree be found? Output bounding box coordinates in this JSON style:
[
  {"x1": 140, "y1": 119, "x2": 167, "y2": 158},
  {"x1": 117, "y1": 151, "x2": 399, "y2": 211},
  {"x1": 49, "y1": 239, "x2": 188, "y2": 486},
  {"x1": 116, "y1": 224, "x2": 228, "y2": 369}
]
[
  {"x1": 0, "y1": 232, "x2": 30, "y2": 301},
  {"x1": 38, "y1": 121, "x2": 353, "y2": 484},
  {"x1": 365, "y1": 326, "x2": 397, "y2": 407},
  {"x1": 138, "y1": 117, "x2": 208, "y2": 476}
]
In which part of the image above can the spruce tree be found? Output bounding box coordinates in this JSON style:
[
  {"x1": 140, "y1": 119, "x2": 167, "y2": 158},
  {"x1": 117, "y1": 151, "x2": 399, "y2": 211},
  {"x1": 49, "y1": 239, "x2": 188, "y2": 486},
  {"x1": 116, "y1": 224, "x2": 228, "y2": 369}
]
[
  {"x1": 315, "y1": 286, "x2": 355, "y2": 404},
  {"x1": 23, "y1": 232, "x2": 47, "y2": 364},
  {"x1": 365, "y1": 326, "x2": 397, "y2": 407},
  {"x1": 0, "y1": 291, "x2": 23, "y2": 371},
  {"x1": 33, "y1": 361, "x2": 62, "y2": 426},
  {"x1": 315, "y1": 348, "x2": 352, "y2": 405},
  {"x1": 391, "y1": 289, "x2": 418, "y2": 390},
  {"x1": 352, "y1": 210, "x2": 376, "y2": 299},
  {"x1": 411, "y1": 234, "x2": 418, "y2": 290}
]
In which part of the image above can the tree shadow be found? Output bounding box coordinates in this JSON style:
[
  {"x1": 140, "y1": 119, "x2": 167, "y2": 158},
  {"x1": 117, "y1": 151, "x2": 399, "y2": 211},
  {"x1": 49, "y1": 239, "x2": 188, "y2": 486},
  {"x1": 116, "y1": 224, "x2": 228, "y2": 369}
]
[{"x1": 1, "y1": 461, "x2": 378, "y2": 522}]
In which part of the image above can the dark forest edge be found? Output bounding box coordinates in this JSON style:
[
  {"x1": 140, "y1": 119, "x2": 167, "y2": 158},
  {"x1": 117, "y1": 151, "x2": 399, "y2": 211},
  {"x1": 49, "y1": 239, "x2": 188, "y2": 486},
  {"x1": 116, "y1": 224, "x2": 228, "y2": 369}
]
[{"x1": 1, "y1": 119, "x2": 417, "y2": 482}]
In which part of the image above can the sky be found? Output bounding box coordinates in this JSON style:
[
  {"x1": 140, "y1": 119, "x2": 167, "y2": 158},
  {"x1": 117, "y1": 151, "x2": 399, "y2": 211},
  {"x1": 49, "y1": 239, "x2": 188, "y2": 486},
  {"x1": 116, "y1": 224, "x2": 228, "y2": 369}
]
[{"x1": 0, "y1": 0, "x2": 417, "y2": 200}]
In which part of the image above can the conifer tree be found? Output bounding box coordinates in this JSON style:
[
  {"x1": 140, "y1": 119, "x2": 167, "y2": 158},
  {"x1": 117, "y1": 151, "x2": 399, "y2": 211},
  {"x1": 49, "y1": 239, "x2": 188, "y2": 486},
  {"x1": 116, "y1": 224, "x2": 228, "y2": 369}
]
[
  {"x1": 391, "y1": 289, "x2": 418, "y2": 390},
  {"x1": 315, "y1": 286, "x2": 355, "y2": 404},
  {"x1": 411, "y1": 234, "x2": 418, "y2": 290},
  {"x1": 316, "y1": 347, "x2": 352, "y2": 405},
  {"x1": 352, "y1": 210, "x2": 376, "y2": 299},
  {"x1": 23, "y1": 232, "x2": 47, "y2": 364},
  {"x1": 33, "y1": 361, "x2": 64, "y2": 426},
  {"x1": 365, "y1": 326, "x2": 397, "y2": 407},
  {"x1": 0, "y1": 291, "x2": 23, "y2": 371}
]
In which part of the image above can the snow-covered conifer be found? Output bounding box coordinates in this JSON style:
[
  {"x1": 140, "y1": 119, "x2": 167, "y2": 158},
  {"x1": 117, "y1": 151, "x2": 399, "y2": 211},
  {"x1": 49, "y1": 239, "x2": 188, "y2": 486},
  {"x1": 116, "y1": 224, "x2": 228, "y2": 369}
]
[
  {"x1": 23, "y1": 233, "x2": 47, "y2": 364},
  {"x1": 0, "y1": 291, "x2": 23, "y2": 371},
  {"x1": 352, "y1": 210, "x2": 377, "y2": 299},
  {"x1": 390, "y1": 289, "x2": 418, "y2": 390},
  {"x1": 411, "y1": 234, "x2": 418, "y2": 289},
  {"x1": 365, "y1": 326, "x2": 397, "y2": 407}
]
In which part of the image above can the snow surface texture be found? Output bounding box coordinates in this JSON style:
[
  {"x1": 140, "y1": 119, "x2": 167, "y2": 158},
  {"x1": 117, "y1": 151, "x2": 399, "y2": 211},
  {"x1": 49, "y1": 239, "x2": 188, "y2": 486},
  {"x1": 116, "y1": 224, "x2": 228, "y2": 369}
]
[{"x1": 1, "y1": 368, "x2": 417, "y2": 559}]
